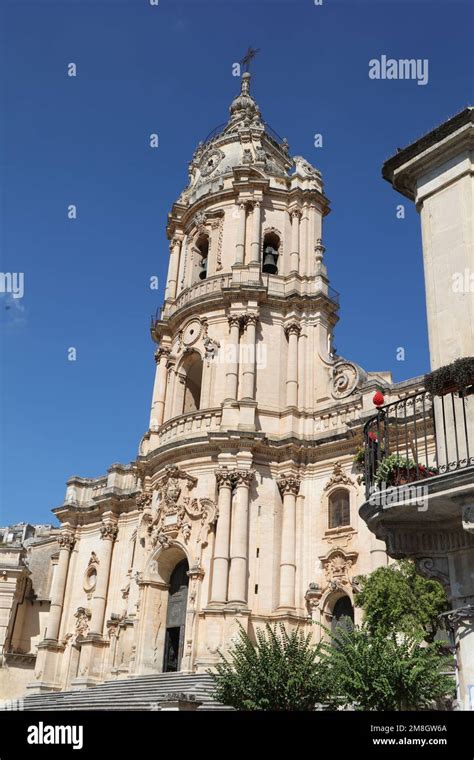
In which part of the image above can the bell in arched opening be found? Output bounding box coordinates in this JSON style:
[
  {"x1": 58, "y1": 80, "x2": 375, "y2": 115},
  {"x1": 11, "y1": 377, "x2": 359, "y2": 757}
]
[
  {"x1": 195, "y1": 233, "x2": 209, "y2": 281},
  {"x1": 262, "y1": 231, "x2": 280, "y2": 275},
  {"x1": 198, "y1": 255, "x2": 208, "y2": 280}
]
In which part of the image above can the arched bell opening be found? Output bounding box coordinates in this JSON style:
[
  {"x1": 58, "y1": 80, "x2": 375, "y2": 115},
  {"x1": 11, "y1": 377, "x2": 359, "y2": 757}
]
[
  {"x1": 262, "y1": 231, "x2": 280, "y2": 275},
  {"x1": 196, "y1": 233, "x2": 209, "y2": 281}
]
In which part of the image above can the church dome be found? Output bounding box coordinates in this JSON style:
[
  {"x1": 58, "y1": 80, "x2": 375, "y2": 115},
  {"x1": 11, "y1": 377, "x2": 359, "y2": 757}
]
[{"x1": 178, "y1": 72, "x2": 297, "y2": 204}]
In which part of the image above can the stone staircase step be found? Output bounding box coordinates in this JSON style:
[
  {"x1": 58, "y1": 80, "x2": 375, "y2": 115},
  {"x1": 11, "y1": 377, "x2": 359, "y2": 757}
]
[{"x1": 21, "y1": 672, "x2": 226, "y2": 712}]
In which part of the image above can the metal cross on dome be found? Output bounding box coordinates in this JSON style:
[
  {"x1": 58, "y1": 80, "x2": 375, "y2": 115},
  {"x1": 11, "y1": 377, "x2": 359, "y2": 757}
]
[{"x1": 240, "y1": 46, "x2": 260, "y2": 72}]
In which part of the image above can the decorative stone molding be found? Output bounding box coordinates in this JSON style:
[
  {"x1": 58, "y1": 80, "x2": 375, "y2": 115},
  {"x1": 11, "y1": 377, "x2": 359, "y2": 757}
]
[
  {"x1": 293, "y1": 156, "x2": 321, "y2": 179},
  {"x1": 277, "y1": 474, "x2": 301, "y2": 496},
  {"x1": 136, "y1": 490, "x2": 153, "y2": 511},
  {"x1": 57, "y1": 533, "x2": 75, "y2": 552},
  {"x1": 314, "y1": 238, "x2": 325, "y2": 267},
  {"x1": 331, "y1": 360, "x2": 360, "y2": 400},
  {"x1": 415, "y1": 557, "x2": 450, "y2": 591},
  {"x1": 100, "y1": 523, "x2": 118, "y2": 541},
  {"x1": 203, "y1": 334, "x2": 220, "y2": 361},
  {"x1": 324, "y1": 462, "x2": 354, "y2": 491},
  {"x1": 305, "y1": 582, "x2": 322, "y2": 613},
  {"x1": 74, "y1": 607, "x2": 91, "y2": 641},
  {"x1": 209, "y1": 215, "x2": 224, "y2": 271},
  {"x1": 462, "y1": 504, "x2": 474, "y2": 534},
  {"x1": 319, "y1": 547, "x2": 358, "y2": 592},
  {"x1": 147, "y1": 466, "x2": 216, "y2": 548}
]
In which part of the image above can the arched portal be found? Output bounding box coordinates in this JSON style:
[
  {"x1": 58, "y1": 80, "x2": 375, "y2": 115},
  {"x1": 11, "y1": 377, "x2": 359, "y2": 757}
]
[
  {"x1": 331, "y1": 595, "x2": 354, "y2": 636},
  {"x1": 163, "y1": 558, "x2": 189, "y2": 672}
]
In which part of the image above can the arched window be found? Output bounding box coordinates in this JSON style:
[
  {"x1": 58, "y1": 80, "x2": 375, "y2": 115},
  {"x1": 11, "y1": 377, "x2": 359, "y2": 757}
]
[
  {"x1": 195, "y1": 233, "x2": 209, "y2": 281},
  {"x1": 328, "y1": 488, "x2": 350, "y2": 529},
  {"x1": 262, "y1": 231, "x2": 280, "y2": 275},
  {"x1": 182, "y1": 352, "x2": 203, "y2": 414}
]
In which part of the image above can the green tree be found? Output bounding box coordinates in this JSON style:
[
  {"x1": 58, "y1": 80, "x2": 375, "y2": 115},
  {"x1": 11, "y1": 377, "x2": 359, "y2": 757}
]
[
  {"x1": 209, "y1": 623, "x2": 330, "y2": 711},
  {"x1": 355, "y1": 560, "x2": 449, "y2": 642},
  {"x1": 325, "y1": 623, "x2": 454, "y2": 711}
]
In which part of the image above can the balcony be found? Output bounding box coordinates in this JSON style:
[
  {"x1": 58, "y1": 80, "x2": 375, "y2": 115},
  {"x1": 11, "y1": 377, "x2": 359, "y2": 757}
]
[
  {"x1": 362, "y1": 388, "x2": 473, "y2": 499},
  {"x1": 158, "y1": 271, "x2": 340, "y2": 321},
  {"x1": 359, "y1": 386, "x2": 474, "y2": 559}
]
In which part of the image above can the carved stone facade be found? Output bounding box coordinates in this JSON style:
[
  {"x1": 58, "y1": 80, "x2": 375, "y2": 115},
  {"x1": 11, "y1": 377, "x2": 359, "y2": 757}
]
[{"x1": 3, "y1": 72, "x2": 430, "y2": 701}]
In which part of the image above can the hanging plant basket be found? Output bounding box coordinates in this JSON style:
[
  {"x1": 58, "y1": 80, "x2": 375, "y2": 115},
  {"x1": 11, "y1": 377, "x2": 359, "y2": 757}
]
[{"x1": 424, "y1": 357, "x2": 474, "y2": 397}]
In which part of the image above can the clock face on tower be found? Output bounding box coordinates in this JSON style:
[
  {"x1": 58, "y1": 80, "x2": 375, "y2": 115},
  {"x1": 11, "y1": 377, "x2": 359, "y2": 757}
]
[{"x1": 199, "y1": 148, "x2": 224, "y2": 177}]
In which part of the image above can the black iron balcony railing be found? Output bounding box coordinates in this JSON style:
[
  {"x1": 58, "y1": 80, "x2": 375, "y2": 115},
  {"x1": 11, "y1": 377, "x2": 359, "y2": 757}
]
[{"x1": 363, "y1": 388, "x2": 474, "y2": 499}]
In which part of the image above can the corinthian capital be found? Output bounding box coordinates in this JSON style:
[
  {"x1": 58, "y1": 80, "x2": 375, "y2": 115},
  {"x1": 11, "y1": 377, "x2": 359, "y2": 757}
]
[
  {"x1": 277, "y1": 474, "x2": 301, "y2": 496},
  {"x1": 241, "y1": 313, "x2": 259, "y2": 330},
  {"x1": 57, "y1": 532, "x2": 75, "y2": 552},
  {"x1": 100, "y1": 522, "x2": 118, "y2": 541},
  {"x1": 234, "y1": 469, "x2": 255, "y2": 488},
  {"x1": 284, "y1": 321, "x2": 301, "y2": 339},
  {"x1": 154, "y1": 346, "x2": 171, "y2": 364},
  {"x1": 228, "y1": 314, "x2": 242, "y2": 330},
  {"x1": 215, "y1": 468, "x2": 235, "y2": 490}
]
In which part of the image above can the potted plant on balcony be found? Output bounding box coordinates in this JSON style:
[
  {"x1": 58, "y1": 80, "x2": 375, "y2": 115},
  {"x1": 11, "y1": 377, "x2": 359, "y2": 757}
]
[
  {"x1": 374, "y1": 454, "x2": 437, "y2": 488},
  {"x1": 424, "y1": 357, "x2": 474, "y2": 397}
]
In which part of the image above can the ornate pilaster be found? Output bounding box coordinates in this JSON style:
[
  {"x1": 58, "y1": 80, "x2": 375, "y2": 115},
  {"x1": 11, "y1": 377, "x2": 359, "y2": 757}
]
[
  {"x1": 240, "y1": 313, "x2": 259, "y2": 401},
  {"x1": 151, "y1": 345, "x2": 169, "y2": 431},
  {"x1": 250, "y1": 200, "x2": 262, "y2": 264},
  {"x1": 89, "y1": 519, "x2": 118, "y2": 637},
  {"x1": 289, "y1": 208, "x2": 301, "y2": 273},
  {"x1": 165, "y1": 235, "x2": 183, "y2": 300},
  {"x1": 228, "y1": 469, "x2": 255, "y2": 606},
  {"x1": 45, "y1": 531, "x2": 75, "y2": 641},
  {"x1": 235, "y1": 202, "x2": 247, "y2": 266},
  {"x1": 284, "y1": 321, "x2": 301, "y2": 407},
  {"x1": 224, "y1": 314, "x2": 243, "y2": 401},
  {"x1": 277, "y1": 474, "x2": 300, "y2": 609},
  {"x1": 210, "y1": 468, "x2": 235, "y2": 605}
]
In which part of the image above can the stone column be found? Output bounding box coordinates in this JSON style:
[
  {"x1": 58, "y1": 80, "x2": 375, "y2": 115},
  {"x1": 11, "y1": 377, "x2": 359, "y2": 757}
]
[
  {"x1": 307, "y1": 204, "x2": 316, "y2": 277},
  {"x1": 277, "y1": 475, "x2": 300, "y2": 609},
  {"x1": 240, "y1": 314, "x2": 258, "y2": 400},
  {"x1": 285, "y1": 322, "x2": 301, "y2": 407},
  {"x1": 224, "y1": 315, "x2": 241, "y2": 401},
  {"x1": 150, "y1": 346, "x2": 171, "y2": 430},
  {"x1": 89, "y1": 520, "x2": 118, "y2": 637},
  {"x1": 289, "y1": 209, "x2": 301, "y2": 273},
  {"x1": 234, "y1": 202, "x2": 246, "y2": 266},
  {"x1": 46, "y1": 531, "x2": 75, "y2": 641},
  {"x1": 228, "y1": 469, "x2": 254, "y2": 606},
  {"x1": 165, "y1": 236, "x2": 182, "y2": 301},
  {"x1": 210, "y1": 469, "x2": 234, "y2": 604},
  {"x1": 163, "y1": 361, "x2": 176, "y2": 421},
  {"x1": 250, "y1": 201, "x2": 262, "y2": 264}
]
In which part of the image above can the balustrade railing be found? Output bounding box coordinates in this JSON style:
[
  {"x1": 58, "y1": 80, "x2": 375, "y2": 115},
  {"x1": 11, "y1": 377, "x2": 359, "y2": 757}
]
[{"x1": 363, "y1": 388, "x2": 474, "y2": 499}]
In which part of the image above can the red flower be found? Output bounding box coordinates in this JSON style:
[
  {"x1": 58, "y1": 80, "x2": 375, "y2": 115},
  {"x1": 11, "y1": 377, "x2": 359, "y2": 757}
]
[
  {"x1": 368, "y1": 431, "x2": 378, "y2": 442},
  {"x1": 373, "y1": 391, "x2": 385, "y2": 407}
]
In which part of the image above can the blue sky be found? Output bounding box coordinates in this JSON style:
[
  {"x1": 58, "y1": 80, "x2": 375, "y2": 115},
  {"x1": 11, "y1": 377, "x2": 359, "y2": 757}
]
[{"x1": 1, "y1": 0, "x2": 472, "y2": 525}]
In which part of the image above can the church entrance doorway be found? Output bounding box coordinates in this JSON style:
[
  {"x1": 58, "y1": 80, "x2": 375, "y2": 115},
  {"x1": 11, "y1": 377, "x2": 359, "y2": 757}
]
[{"x1": 163, "y1": 559, "x2": 189, "y2": 672}]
